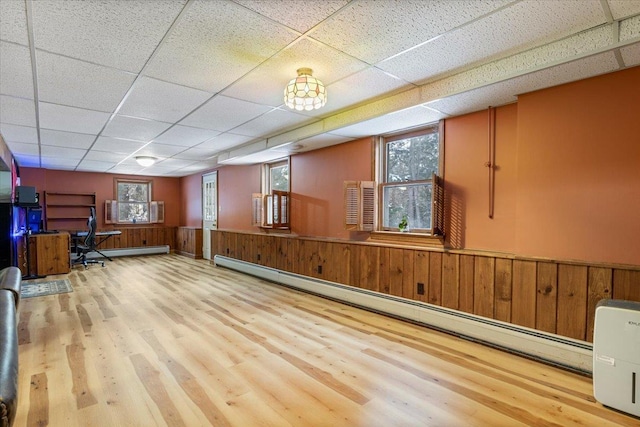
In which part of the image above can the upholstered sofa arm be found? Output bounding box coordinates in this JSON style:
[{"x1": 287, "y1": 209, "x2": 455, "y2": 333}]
[{"x1": 0, "y1": 266, "x2": 21, "y2": 427}]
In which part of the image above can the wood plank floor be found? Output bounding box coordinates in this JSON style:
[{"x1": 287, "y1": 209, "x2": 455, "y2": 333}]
[{"x1": 13, "y1": 254, "x2": 638, "y2": 426}]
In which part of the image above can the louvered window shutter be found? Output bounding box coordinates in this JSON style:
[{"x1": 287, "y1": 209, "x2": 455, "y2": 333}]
[
  {"x1": 344, "y1": 181, "x2": 375, "y2": 231},
  {"x1": 272, "y1": 190, "x2": 290, "y2": 229},
  {"x1": 252, "y1": 193, "x2": 263, "y2": 227},
  {"x1": 105, "y1": 200, "x2": 117, "y2": 224},
  {"x1": 150, "y1": 201, "x2": 165, "y2": 223},
  {"x1": 432, "y1": 173, "x2": 445, "y2": 236}
]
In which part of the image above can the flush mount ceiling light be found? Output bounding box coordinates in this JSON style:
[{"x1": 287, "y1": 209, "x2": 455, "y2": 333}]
[
  {"x1": 284, "y1": 67, "x2": 327, "y2": 111},
  {"x1": 135, "y1": 156, "x2": 156, "y2": 167}
]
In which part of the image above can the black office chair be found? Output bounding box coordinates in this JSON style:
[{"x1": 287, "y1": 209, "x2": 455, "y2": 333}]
[{"x1": 72, "y1": 207, "x2": 104, "y2": 269}]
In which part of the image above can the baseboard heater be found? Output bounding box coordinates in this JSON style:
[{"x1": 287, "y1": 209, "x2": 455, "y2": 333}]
[
  {"x1": 77, "y1": 245, "x2": 170, "y2": 260},
  {"x1": 214, "y1": 255, "x2": 593, "y2": 374}
]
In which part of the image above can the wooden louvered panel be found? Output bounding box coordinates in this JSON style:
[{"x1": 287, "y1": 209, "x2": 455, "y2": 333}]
[
  {"x1": 432, "y1": 173, "x2": 445, "y2": 236},
  {"x1": 343, "y1": 181, "x2": 375, "y2": 231},
  {"x1": 344, "y1": 181, "x2": 359, "y2": 229},
  {"x1": 360, "y1": 182, "x2": 375, "y2": 231},
  {"x1": 251, "y1": 193, "x2": 263, "y2": 227}
]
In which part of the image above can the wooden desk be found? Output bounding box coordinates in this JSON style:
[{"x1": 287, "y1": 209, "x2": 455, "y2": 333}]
[{"x1": 20, "y1": 233, "x2": 71, "y2": 276}]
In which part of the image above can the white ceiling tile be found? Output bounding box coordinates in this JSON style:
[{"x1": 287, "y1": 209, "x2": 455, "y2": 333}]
[
  {"x1": 0, "y1": 95, "x2": 36, "y2": 127},
  {"x1": 5, "y1": 141, "x2": 39, "y2": 156},
  {"x1": 0, "y1": 123, "x2": 38, "y2": 143},
  {"x1": 40, "y1": 156, "x2": 80, "y2": 170},
  {"x1": 379, "y1": 0, "x2": 607, "y2": 84},
  {"x1": 31, "y1": 0, "x2": 187, "y2": 72},
  {"x1": 175, "y1": 160, "x2": 218, "y2": 174},
  {"x1": 232, "y1": 108, "x2": 310, "y2": 137},
  {"x1": 92, "y1": 136, "x2": 147, "y2": 154},
  {"x1": 180, "y1": 95, "x2": 272, "y2": 132},
  {"x1": 310, "y1": 0, "x2": 513, "y2": 64},
  {"x1": 40, "y1": 129, "x2": 96, "y2": 149},
  {"x1": 102, "y1": 115, "x2": 171, "y2": 141},
  {"x1": 83, "y1": 149, "x2": 128, "y2": 163},
  {"x1": 0, "y1": 42, "x2": 34, "y2": 98},
  {"x1": 36, "y1": 50, "x2": 136, "y2": 112},
  {"x1": 154, "y1": 158, "x2": 197, "y2": 169},
  {"x1": 39, "y1": 102, "x2": 111, "y2": 134},
  {"x1": 0, "y1": 0, "x2": 28, "y2": 45},
  {"x1": 607, "y1": 0, "x2": 640, "y2": 20},
  {"x1": 135, "y1": 142, "x2": 187, "y2": 158},
  {"x1": 144, "y1": 0, "x2": 298, "y2": 92},
  {"x1": 152, "y1": 125, "x2": 220, "y2": 147},
  {"x1": 222, "y1": 37, "x2": 369, "y2": 107},
  {"x1": 119, "y1": 77, "x2": 213, "y2": 123},
  {"x1": 621, "y1": 43, "x2": 640, "y2": 67},
  {"x1": 40, "y1": 145, "x2": 87, "y2": 160},
  {"x1": 234, "y1": 0, "x2": 349, "y2": 33},
  {"x1": 195, "y1": 132, "x2": 254, "y2": 152},
  {"x1": 620, "y1": 15, "x2": 640, "y2": 41},
  {"x1": 76, "y1": 159, "x2": 117, "y2": 172},
  {"x1": 320, "y1": 67, "x2": 410, "y2": 114},
  {"x1": 172, "y1": 146, "x2": 218, "y2": 160},
  {"x1": 108, "y1": 163, "x2": 145, "y2": 174}
]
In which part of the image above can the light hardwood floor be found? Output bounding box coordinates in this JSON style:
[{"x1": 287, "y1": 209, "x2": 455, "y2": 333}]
[{"x1": 14, "y1": 254, "x2": 638, "y2": 426}]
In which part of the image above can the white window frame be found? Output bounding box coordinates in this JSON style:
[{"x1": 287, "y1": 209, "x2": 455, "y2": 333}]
[{"x1": 377, "y1": 122, "x2": 443, "y2": 234}]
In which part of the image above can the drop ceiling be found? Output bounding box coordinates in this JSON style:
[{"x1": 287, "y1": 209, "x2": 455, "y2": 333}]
[{"x1": 0, "y1": 0, "x2": 638, "y2": 176}]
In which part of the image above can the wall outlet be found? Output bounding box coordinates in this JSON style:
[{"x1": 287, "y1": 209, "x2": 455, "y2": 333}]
[
  {"x1": 257, "y1": 254, "x2": 261, "y2": 261},
  {"x1": 417, "y1": 282, "x2": 425, "y2": 295},
  {"x1": 318, "y1": 265, "x2": 323, "y2": 274}
]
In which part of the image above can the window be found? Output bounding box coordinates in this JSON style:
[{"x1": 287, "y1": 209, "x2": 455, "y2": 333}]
[
  {"x1": 252, "y1": 159, "x2": 290, "y2": 229},
  {"x1": 105, "y1": 179, "x2": 164, "y2": 224},
  {"x1": 381, "y1": 124, "x2": 441, "y2": 233},
  {"x1": 266, "y1": 160, "x2": 289, "y2": 192}
]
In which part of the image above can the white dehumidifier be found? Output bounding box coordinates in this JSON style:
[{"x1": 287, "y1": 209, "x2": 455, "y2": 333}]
[{"x1": 593, "y1": 299, "x2": 640, "y2": 417}]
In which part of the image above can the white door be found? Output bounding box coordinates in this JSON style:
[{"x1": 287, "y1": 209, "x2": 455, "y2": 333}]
[{"x1": 202, "y1": 172, "x2": 217, "y2": 260}]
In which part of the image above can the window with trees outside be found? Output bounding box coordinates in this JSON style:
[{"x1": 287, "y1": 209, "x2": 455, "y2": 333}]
[
  {"x1": 267, "y1": 160, "x2": 289, "y2": 192},
  {"x1": 116, "y1": 179, "x2": 151, "y2": 223},
  {"x1": 381, "y1": 124, "x2": 440, "y2": 233}
]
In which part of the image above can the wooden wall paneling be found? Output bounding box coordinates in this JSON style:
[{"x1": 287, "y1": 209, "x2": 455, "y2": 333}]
[
  {"x1": 146, "y1": 227, "x2": 157, "y2": 246},
  {"x1": 274, "y1": 237, "x2": 285, "y2": 271},
  {"x1": 227, "y1": 232, "x2": 238, "y2": 259},
  {"x1": 129, "y1": 228, "x2": 143, "y2": 248},
  {"x1": 413, "y1": 251, "x2": 429, "y2": 302},
  {"x1": 556, "y1": 264, "x2": 588, "y2": 341},
  {"x1": 511, "y1": 260, "x2": 537, "y2": 328},
  {"x1": 334, "y1": 243, "x2": 352, "y2": 286},
  {"x1": 458, "y1": 255, "x2": 475, "y2": 314},
  {"x1": 211, "y1": 231, "x2": 221, "y2": 257},
  {"x1": 402, "y1": 249, "x2": 415, "y2": 300},
  {"x1": 379, "y1": 247, "x2": 390, "y2": 294},
  {"x1": 441, "y1": 253, "x2": 460, "y2": 310},
  {"x1": 494, "y1": 258, "x2": 513, "y2": 323},
  {"x1": 612, "y1": 269, "x2": 640, "y2": 301},
  {"x1": 388, "y1": 248, "x2": 404, "y2": 296},
  {"x1": 357, "y1": 245, "x2": 378, "y2": 292},
  {"x1": 316, "y1": 240, "x2": 330, "y2": 280},
  {"x1": 586, "y1": 267, "x2": 612, "y2": 342},
  {"x1": 428, "y1": 252, "x2": 443, "y2": 306},
  {"x1": 264, "y1": 235, "x2": 276, "y2": 267},
  {"x1": 250, "y1": 234, "x2": 260, "y2": 264},
  {"x1": 473, "y1": 257, "x2": 495, "y2": 318},
  {"x1": 536, "y1": 262, "x2": 558, "y2": 334}
]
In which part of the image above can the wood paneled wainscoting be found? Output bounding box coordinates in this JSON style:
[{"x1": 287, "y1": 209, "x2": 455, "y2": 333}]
[
  {"x1": 211, "y1": 230, "x2": 640, "y2": 344},
  {"x1": 66, "y1": 226, "x2": 177, "y2": 251}
]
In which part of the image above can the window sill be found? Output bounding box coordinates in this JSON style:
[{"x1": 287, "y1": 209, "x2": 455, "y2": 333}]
[
  {"x1": 368, "y1": 231, "x2": 444, "y2": 248},
  {"x1": 258, "y1": 226, "x2": 291, "y2": 234}
]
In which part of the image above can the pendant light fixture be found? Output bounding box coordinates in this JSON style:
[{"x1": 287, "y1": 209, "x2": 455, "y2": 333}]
[{"x1": 284, "y1": 68, "x2": 327, "y2": 111}]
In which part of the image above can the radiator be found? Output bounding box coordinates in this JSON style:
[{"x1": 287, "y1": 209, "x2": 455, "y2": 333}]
[
  {"x1": 74, "y1": 245, "x2": 170, "y2": 260},
  {"x1": 213, "y1": 255, "x2": 593, "y2": 374}
]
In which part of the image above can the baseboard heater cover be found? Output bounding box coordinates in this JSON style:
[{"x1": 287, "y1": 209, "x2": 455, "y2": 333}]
[
  {"x1": 214, "y1": 255, "x2": 593, "y2": 374},
  {"x1": 79, "y1": 245, "x2": 170, "y2": 260}
]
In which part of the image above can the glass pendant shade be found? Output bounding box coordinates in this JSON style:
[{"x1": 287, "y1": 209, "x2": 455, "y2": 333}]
[{"x1": 284, "y1": 68, "x2": 327, "y2": 111}]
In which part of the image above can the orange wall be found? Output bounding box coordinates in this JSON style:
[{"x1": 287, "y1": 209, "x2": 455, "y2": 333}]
[
  {"x1": 217, "y1": 164, "x2": 260, "y2": 232},
  {"x1": 19, "y1": 168, "x2": 181, "y2": 228},
  {"x1": 291, "y1": 137, "x2": 373, "y2": 240},
  {"x1": 444, "y1": 104, "x2": 518, "y2": 253},
  {"x1": 515, "y1": 66, "x2": 640, "y2": 265},
  {"x1": 180, "y1": 172, "x2": 203, "y2": 227}
]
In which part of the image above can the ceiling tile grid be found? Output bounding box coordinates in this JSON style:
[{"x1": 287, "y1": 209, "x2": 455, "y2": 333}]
[
  {"x1": 30, "y1": 0, "x2": 187, "y2": 72},
  {"x1": 0, "y1": 0, "x2": 638, "y2": 174},
  {"x1": 0, "y1": 41, "x2": 34, "y2": 99}
]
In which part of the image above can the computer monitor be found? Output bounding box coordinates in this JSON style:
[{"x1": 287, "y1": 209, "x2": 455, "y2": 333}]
[{"x1": 28, "y1": 209, "x2": 42, "y2": 232}]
